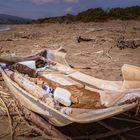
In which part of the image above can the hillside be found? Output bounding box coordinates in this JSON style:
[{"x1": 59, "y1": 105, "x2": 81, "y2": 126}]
[
  {"x1": 0, "y1": 14, "x2": 31, "y2": 24},
  {"x1": 32, "y1": 6, "x2": 140, "y2": 24}
]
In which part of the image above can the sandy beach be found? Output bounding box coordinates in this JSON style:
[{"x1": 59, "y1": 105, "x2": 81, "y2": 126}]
[
  {"x1": 0, "y1": 20, "x2": 140, "y2": 139},
  {"x1": 1, "y1": 20, "x2": 140, "y2": 80}
]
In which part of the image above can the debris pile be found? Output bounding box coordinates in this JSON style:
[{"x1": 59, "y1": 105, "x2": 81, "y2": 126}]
[
  {"x1": 0, "y1": 49, "x2": 140, "y2": 140},
  {"x1": 0, "y1": 50, "x2": 103, "y2": 112},
  {"x1": 0, "y1": 49, "x2": 140, "y2": 114},
  {"x1": 117, "y1": 36, "x2": 140, "y2": 49}
]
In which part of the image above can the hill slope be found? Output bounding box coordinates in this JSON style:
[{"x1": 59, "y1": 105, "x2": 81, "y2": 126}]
[
  {"x1": 0, "y1": 14, "x2": 31, "y2": 24},
  {"x1": 33, "y1": 6, "x2": 140, "y2": 24}
]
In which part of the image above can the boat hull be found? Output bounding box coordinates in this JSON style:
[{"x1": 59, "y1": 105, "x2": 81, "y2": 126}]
[{"x1": 0, "y1": 68, "x2": 137, "y2": 127}]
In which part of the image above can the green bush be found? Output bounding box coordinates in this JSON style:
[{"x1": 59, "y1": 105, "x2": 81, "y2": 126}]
[
  {"x1": 76, "y1": 8, "x2": 108, "y2": 22},
  {"x1": 31, "y1": 6, "x2": 140, "y2": 24}
]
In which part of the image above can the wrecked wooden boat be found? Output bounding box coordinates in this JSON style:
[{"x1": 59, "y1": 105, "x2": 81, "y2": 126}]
[{"x1": 0, "y1": 48, "x2": 140, "y2": 126}]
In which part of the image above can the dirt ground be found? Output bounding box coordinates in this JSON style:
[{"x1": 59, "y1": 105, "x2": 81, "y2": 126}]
[{"x1": 0, "y1": 20, "x2": 140, "y2": 140}]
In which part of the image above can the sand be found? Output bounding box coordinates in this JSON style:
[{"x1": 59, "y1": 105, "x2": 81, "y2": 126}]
[{"x1": 0, "y1": 20, "x2": 140, "y2": 139}]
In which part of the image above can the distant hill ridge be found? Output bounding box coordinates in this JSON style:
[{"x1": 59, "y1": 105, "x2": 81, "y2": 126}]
[
  {"x1": 0, "y1": 14, "x2": 31, "y2": 24},
  {"x1": 32, "y1": 6, "x2": 140, "y2": 24}
]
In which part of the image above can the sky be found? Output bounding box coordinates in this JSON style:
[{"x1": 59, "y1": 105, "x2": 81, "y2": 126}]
[{"x1": 0, "y1": 0, "x2": 140, "y2": 19}]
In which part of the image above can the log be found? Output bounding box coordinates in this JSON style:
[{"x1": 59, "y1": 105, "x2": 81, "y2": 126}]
[
  {"x1": 77, "y1": 36, "x2": 95, "y2": 43},
  {"x1": 10, "y1": 63, "x2": 38, "y2": 77},
  {"x1": 89, "y1": 125, "x2": 140, "y2": 140},
  {"x1": 0, "y1": 55, "x2": 46, "y2": 65},
  {"x1": 0, "y1": 110, "x2": 20, "y2": 116},
  {"x1": 11, "y1": 72, "x2": 55, "y2": 108},
  {"x1": 15, "y1": 99, "x2": 71, "y2": 140}
]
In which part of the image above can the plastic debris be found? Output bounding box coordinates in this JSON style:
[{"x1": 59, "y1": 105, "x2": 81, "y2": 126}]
[
  {"x1": 54, "y1": 88, "x2": 71, "y2": 107},
  {"x1": 42, "y1": 84, "x2": 54, "y2": 93},
  {"x1": 19, "y1": 61, "x2": 36, "y2": 69},
  {"x1": 0, "y1": 63, "x2": 8, "y2": 69}
]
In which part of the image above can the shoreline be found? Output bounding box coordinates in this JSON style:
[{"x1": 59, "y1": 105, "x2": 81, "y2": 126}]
[{"x1": 0, "y1": 26, "x2": 11, "y2": 32}]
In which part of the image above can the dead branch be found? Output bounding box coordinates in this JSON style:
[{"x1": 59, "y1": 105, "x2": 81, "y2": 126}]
[
  {"x1": 127, "y1": 134, "x2": 140, "y2": 138},
  {"x1": 77, "y1": 36, "x2": 95, "y2": 43},
  {"x1": 89, "y1": 126, "x2": 138, "y2": 140},
  {"x1": 0, "y1": 90, "x2": 10, "y2": 96},
  {"x1": 0, "y1": 133, "x2": 9, "y2": 138},
  {"x1": 14, "y1": 101, "x2": 59, "y2": 140},
  {"x1": 0, "y1": 49, "x2": 47, "y2": 65},
  {"x1": 98, "y1": 121, "x2": 115, "y2": 131},
  {"x1": 117, "y1": 36, "x2": 140, "y2": 50},
  {"x1": 111, "y1": 117, "x2": 140, "y2": 124},
  {"x1": 0, "y1": 95, "x2": 14, "y2": 140},
  {"x1": 103, "y1": 46, "x2": 113, "y2": 59},
  {"x1": 69, "y1": 65, "x2": 91, "y2": 70},
  {"x1": 14, "y1": 99, "x2": 71, "y2": 140},
  {"x1": 0, "y1": 110, "x2": 21, "y2": 116},
  {"x1": 104, "y1": 52, "x2": 112, "y2": 59},
  {"x1": 0, "y1": 55, "x2": 45, "y2": 65},
  {"x1": 135, "y1": 104, "x2": 140, "y2": 117}
]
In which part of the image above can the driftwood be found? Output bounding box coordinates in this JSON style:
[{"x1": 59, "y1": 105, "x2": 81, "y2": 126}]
[
  {"x1": 0, "y1": 111, "x2": 20, "y2": 116},
  {"x1": 0, "y1": 50, "x2": 47, "y2": 65},
  {"x1": 77, "y1": 36, "x2": 95, "y2": 43},
  {"x1": 11, "y1": 72, "x2": 55, "y2": 108},
  {"x1": 0, "y1": 89, "x2": 70, "y2": 140},
  {"x1": 0, "y1": 55, "x2": 46, "y2": 65},
  {"x1": 14, "y1": 99, "x2": 71, "y2": 140},
  {"x1": 85, "y1": 28, "x2": 103, "y2": 33},
  {"x1": 10, "y1": 63, "x2": 38, "y2": 77},
  {"x1": 117, "y1": 36, "x2": 140, "y2": 50},
  {"x1": 89, "y1": 127, "x2": 132, "y2": 140},
  {"x1": 0, "y1": 95, "x2": 14, "y2": 140}
]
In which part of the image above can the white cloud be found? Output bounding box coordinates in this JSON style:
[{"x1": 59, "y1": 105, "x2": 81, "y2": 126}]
[
  {"x1": 65, "y1": 7, "x2": 72, "y2": 13},
  {"x1": 31, "y1": 0, "x2": 60, "y2": 4},
  {"x1": 16, "y1": 0, "x2": 79, "y2": 4},
  {"x1": 18, "y1": 0, "x2": 79, "y2": 5},
  {"x1": 64, "y1": 0, "x2": 79, "y2": 3}
]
